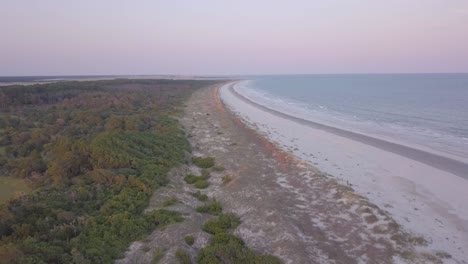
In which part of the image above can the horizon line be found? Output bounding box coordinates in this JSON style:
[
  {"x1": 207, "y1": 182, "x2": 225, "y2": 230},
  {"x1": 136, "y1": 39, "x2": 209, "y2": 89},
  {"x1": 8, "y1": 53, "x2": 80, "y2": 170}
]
[{"x1": 1, "y1": 72, "x2": 468, "y2": 78}]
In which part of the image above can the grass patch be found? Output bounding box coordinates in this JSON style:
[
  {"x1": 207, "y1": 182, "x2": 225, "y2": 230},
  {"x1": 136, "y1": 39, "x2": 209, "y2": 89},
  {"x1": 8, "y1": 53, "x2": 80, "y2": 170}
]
[
  {"x1": 192, "y1": 157, "x2": 215, "y2": 169},
  {"x1": 162, "y1": 196, "x2": 179, "y2": 207},
  {"x1": 184, "y1": 235, "x2": 195, "y2": 246},
  {"x1": 196, "y1": 200, "x2": 222, "y2": 215},
  {"x1": 191, "y1": 191, "x2": 208, "y2": 202},
  {"x1": 184, "y1": 174, "x2": 209, "y2": 189},
  {"x1": 0, "y1": 177, "x2": 30, "y2": 204},
  {"x1": 202, "y1": 213, "x2": 240, "y2": 234},
  {"x1": 184, "y1": 174, "x2": 200, "y2": 184},
  {"x1": 194, "y1": 179, "x2": 209, "y2": 189},
  {"x1": 212, "y1": 165, "x2": 225, "y2": 172},
  {"x1": 222, "y1": 175, "x2": 232, "y2": 184},
  {"x1": 175, "y1": 249, "x2": 192, "y2": 264}
]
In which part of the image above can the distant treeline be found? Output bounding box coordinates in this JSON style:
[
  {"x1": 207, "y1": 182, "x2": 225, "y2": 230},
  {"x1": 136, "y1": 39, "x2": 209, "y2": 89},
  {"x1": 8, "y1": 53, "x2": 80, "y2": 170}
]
[
  {"x1": 0, "y1": 76, "x2": 115, "y2": 83},
  {"x1": 0, "y1": 79, "x2": 219, "y2": 263}
]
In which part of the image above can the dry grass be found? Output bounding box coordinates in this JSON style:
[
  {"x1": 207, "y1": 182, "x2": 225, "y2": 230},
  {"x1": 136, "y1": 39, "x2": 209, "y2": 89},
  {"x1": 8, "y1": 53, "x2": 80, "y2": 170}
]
[{"x1": 222, "y1": 175, "x2": 233, "y2": 184}]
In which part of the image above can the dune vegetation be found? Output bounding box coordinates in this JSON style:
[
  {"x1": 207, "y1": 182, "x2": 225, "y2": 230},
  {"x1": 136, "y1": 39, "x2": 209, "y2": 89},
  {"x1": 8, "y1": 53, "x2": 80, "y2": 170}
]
[{"x1": 0, "y1": 79, "x2": 218, "y2": 263}]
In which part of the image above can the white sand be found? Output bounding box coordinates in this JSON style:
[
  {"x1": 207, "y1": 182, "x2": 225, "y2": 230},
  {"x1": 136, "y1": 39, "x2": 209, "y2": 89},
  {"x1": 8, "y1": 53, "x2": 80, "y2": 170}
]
[{"x1": 220, "y1": 81, "x2": 468, "y2": 263}]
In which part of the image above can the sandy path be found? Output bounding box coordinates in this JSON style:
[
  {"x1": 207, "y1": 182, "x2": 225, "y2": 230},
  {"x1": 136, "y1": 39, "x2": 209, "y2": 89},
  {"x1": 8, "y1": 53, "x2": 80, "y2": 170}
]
[{"x1": 176, "y1": 85, "x2": 446, "y2": 264}]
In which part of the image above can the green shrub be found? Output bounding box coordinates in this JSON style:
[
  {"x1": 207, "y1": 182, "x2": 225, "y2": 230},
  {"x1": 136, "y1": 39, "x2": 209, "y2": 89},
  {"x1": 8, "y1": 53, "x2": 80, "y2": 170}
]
[
  {"x1": 197, "y1": 233, "x2": 282, "y2": 264},
  {"x1": 192, "y1": 157, "x2": 215, "y2": 168},
  {"x1": 194, "y1": 179, "x2": 209, "y2": 189},
  {"x1": 175, "y1": 249, "x2": 192, "y2": 264},
  {"x1": 196, "y1": 200, "x2": 222, "y2": 215},
  {"x1": 184, "y1": 235, "x2": 195, "y2": 246},
  {"x1": 202, "y1": 213, "x2": 240, "y2": 234},
  {"x1": 191, "y1": 191, "x2": 208, "y2": 201},
  {"x1": 162, "y1": 196, "x2": 179, "y2": 207},
  {"x1": 184, "y1": 174, "x2": 209, "y2": 189},
  {"x1": 210, "y1": 232, "x2": 244, "y2": 245},
  {"x1": 184, "y1": 174, "x2": 199, "y2": 184}
]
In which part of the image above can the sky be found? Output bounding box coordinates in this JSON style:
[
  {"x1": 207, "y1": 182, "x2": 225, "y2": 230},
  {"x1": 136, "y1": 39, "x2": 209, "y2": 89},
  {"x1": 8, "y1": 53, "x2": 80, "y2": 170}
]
[{"x1": 1, "y1": 0, "x2": 468, "y2": 76}]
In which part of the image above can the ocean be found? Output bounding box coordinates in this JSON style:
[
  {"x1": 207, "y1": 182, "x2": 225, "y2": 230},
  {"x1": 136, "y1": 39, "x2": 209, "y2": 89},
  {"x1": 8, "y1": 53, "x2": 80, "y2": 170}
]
[{"x1": 235, "y1": 74, "x2": 468, "y2": 162}]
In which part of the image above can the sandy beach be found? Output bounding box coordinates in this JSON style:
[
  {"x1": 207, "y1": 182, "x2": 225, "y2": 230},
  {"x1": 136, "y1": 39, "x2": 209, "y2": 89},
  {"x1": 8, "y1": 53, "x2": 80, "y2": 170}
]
[{"x1": 219, "y1": 81, "x2": 468, "y2": 263}]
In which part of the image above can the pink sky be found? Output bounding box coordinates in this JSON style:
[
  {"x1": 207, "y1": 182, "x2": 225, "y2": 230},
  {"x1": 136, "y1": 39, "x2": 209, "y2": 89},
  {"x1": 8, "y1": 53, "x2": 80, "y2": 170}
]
[{"x1": 1, "y1": 0, "x2": 467, "y2": 75}]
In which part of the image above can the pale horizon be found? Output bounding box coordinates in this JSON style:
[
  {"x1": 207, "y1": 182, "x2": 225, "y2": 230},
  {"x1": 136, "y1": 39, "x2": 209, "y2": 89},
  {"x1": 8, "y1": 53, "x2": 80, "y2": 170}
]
[{"x1": 1, "y1": 0, "x2": 468, "y2": 76}]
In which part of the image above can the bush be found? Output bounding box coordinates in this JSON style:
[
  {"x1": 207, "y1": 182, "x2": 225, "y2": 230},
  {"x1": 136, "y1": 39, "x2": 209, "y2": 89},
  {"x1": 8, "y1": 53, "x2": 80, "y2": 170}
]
[
  {"x1": 184, "y1": 235, "x2": 195, "y2": 246},
  {"x1": 202, "y1": 213, "x2": 240, "y2": 234},
  {"x1": 184, "y1": 174, "x2": 209, "y2": 189},
  {"x1": 191, "y1": 191, "x2": 208, "y2": 202},
  {"x1": 162, "y1": 196, "x2": 179, "y2": 207},
  {"x1": 210, "y1": 232, "x2": 244, "y2": 245},
  {"x1": 184, "y1": 174, "x2": 199, "y2": 184},
  {"x1": 175, "y1": 249, "x2": 192, "y2": 264},
  {"x1": 197, "y1": 233, "x2": 282, "y2": 264},
  {"x1": 196, "y1": 200, "x2": 222, "y2": 215},
  {"x1": 194, "y1": 179, "x2": 209, "y2": 189},
  {"x1": 192, "y1": 157, "x2": 215, "y2": 168}
]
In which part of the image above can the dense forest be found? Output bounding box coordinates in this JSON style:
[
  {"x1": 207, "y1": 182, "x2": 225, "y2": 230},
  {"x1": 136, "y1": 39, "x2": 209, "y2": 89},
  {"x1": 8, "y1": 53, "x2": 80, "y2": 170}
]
[{"x1": 0, "y1": 79, "x2": 219, "y2": 263}]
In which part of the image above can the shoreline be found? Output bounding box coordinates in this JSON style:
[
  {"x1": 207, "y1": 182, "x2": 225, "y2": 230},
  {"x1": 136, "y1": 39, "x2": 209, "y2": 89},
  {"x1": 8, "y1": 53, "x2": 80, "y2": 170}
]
[
  {"x1": 227, "y1": 81, "x2": 468, "y2": 179},
  {"x1": 219, "y1": 81, "x2": 468, "y2": 263}
]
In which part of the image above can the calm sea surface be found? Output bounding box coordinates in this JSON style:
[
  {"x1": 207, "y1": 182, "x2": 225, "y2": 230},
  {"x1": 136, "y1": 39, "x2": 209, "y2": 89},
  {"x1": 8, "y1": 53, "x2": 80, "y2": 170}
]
[{"x1": 236, "y1": 74, "x2": 468, "y2": 161}]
